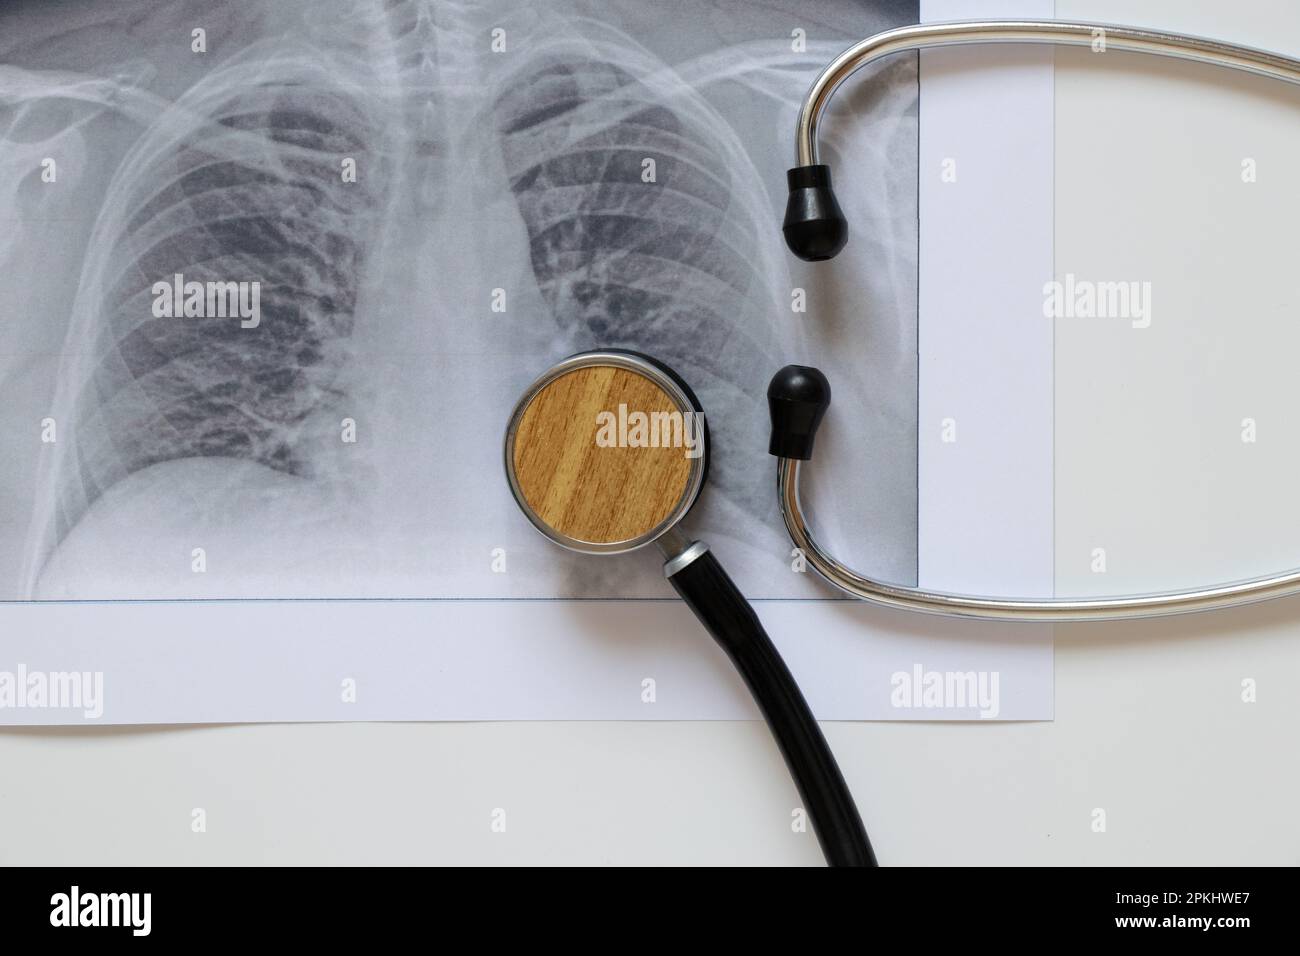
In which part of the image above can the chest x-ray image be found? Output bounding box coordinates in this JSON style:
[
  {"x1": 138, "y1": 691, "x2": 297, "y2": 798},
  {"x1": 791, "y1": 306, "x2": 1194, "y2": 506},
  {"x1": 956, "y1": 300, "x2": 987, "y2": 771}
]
[{"x1": 0, "y1": 0, "x2": 918, "y2": 600}]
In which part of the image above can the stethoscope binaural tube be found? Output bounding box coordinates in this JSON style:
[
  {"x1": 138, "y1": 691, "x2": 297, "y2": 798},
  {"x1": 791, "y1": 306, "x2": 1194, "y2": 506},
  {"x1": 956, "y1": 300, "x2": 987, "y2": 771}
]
[
  {"x1": 775, "y1": 20, "x2": 1300, "y2": 621},
  {"x1": 783, "y1": 19, "x2": 1300, "y2": 261},
  {"x1": 506, "y1": 351, "x2": 875, "y2": 866}
]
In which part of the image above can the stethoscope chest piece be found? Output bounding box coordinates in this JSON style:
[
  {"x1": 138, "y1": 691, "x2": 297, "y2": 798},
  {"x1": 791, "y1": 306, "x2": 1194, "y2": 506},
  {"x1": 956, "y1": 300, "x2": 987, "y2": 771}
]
[{"x1": 505, "y1": 350, "x2": 707, "y2": 555}]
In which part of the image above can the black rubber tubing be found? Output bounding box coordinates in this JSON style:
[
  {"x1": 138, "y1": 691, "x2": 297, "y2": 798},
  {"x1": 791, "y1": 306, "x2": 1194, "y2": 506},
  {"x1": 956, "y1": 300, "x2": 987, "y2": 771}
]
[{"x1": 667, "y1": 547, "x2": 877, "y2": 866}]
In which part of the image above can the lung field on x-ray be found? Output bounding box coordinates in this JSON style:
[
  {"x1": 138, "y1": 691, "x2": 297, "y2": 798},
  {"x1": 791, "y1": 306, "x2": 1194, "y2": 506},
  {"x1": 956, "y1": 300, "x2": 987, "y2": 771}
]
[{"x1": 27, "y1": 57, "x2": 394, "y2": 585}]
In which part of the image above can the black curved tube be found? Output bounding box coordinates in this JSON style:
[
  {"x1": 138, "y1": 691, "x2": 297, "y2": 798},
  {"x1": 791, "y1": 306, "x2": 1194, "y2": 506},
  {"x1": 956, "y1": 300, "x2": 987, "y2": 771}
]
[{"x1": 667, "y1": 547, "x2": 877, "y2": 866}]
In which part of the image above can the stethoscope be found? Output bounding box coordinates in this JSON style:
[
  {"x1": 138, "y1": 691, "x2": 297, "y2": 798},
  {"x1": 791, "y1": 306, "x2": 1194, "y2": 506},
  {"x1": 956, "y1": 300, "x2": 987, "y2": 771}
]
[{"x1": 504, "y1": 21, "x2": 1300, "y2": 867}]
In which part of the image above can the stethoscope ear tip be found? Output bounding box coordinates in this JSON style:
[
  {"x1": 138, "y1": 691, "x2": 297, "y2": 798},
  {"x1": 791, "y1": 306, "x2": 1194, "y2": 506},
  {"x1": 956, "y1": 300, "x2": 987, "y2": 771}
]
[
  {"x1": 783, "y1": 165, "x2": 847, "y2": 261},
  {"x1": 768, "y1": 365, "x2": 831, "y2": 460}
]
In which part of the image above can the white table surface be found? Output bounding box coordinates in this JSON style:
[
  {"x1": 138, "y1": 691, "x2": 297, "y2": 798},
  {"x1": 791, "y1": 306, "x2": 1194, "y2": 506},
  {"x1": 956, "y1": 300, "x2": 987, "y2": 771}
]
[{"x1": 2, "y1": 615, "x2": 1296, "y2": 865}]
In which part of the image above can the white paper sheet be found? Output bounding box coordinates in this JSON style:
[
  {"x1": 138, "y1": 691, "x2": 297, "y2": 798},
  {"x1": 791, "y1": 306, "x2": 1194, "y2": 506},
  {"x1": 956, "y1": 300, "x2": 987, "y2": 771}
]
[
  {"x1": 0, "y1": 600, "x2": 1051, "y2": 724},
  {"x1": 0, "y1": 0, "x2": 1055, "y2": 725}
]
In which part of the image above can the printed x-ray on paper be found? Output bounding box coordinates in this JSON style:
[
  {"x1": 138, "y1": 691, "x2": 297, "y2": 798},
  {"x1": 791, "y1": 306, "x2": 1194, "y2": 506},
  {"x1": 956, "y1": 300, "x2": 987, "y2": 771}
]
[{"x1": 0, "y1": 0, "x2": 918, "y2": 600}]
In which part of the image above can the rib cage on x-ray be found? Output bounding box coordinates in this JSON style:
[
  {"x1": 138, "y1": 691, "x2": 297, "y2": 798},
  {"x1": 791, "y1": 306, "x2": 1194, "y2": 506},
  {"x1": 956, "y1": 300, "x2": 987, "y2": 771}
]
[{"x1": 0, "y1": 0, "x2": 919, "y2": 600}]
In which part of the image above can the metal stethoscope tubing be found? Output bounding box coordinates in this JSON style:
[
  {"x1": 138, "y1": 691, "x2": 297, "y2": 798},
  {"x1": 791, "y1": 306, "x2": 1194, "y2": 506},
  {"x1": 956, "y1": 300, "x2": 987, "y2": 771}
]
[
  {"x1": 778, "y1": 451, "x2": 1300, "y2": 623},
  {"x1": 784, "y1": 20, "x2": 1300, "y2": 261},
  {"x1": 775, "y1": 21, "x2": 1300, "y2": 622},
  {"x1": 795, "y1": 20, "x2": 1300, "y2": 170}
]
